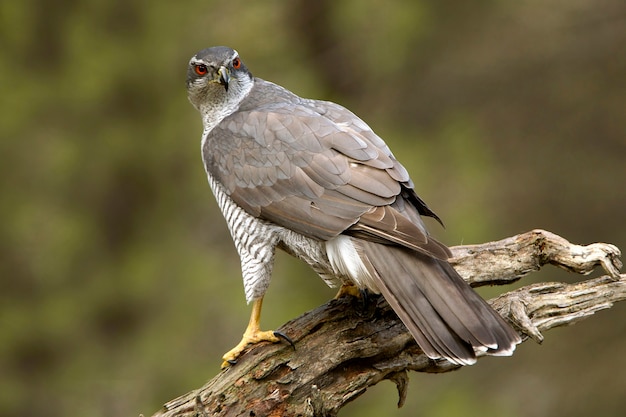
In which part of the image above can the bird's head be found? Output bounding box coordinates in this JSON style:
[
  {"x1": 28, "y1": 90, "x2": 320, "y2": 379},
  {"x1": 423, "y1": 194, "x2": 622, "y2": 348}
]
[{"x1": 186, "y1": 46, "x2": 253, "y2": 115}]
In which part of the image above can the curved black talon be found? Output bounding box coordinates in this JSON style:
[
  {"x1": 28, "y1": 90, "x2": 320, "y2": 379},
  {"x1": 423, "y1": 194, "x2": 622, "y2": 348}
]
[
  {"x1": 355, "y1": 288, "x2": 378, "y2": 318},
  {"x1": 359, "y1": 288, "x2": 370, "y2": 310},
  {"x1": 273, "y1": 331, "x2": 296, "y2": 350},
  {"x1": 227, "y1": 358, "x2": 238, "y2": 365}
]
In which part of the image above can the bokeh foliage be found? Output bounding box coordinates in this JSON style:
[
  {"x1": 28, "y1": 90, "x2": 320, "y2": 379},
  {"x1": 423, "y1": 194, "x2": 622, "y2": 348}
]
[{"x1": 1, "y1": 1, "x2": 625, "y2": 416}]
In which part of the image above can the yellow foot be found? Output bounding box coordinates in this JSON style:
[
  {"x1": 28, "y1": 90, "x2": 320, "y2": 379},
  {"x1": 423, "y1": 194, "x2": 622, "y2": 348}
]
[
  {"x1": 221, "y1": 329, "x2": 280, "y2": 368},
  {"x1": 221, "y1": 297, "x2": 295, "y2": 368},
  {"x1": 334, "y1": 283, "x2": 362, "y2": 299}
]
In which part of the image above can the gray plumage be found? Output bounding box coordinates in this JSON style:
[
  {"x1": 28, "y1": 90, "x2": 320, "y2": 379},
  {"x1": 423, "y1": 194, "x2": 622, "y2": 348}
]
[{"x1": 187, "y1": 46, "x2": 521, "y2": 365}]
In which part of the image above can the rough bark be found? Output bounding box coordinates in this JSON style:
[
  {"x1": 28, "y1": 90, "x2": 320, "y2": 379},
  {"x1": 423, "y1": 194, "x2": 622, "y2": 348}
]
[{"x1": 149, "y1": 229, "x2": 623, "y2": 417}]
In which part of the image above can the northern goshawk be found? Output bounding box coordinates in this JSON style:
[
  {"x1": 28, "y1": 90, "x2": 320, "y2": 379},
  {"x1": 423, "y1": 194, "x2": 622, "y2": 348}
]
[{"x1": 186, "y1": 46, "x2": 521, "y2": 367}]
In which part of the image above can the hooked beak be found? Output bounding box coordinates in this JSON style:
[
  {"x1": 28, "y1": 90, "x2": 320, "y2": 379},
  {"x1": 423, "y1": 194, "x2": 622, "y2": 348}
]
[{"x1": 217, "y1": 66, "x2": 230, "y2": 91}]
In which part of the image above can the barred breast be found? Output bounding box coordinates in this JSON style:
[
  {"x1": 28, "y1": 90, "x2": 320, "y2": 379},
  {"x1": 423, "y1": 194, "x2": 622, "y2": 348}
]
[{"x1": 205, "y1": 171, "x2": 343, "y2": 303}]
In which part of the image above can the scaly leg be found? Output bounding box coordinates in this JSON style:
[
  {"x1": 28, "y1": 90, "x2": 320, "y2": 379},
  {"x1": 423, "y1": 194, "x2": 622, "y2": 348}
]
[{"x1": 221, "y1": 297, "x2": 281, "y2": 368}]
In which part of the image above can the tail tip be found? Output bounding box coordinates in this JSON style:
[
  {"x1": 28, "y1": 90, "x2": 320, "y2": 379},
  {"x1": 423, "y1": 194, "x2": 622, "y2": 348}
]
[{"x1": 434, "y1": 339, "x2": 521, "y2": 365}]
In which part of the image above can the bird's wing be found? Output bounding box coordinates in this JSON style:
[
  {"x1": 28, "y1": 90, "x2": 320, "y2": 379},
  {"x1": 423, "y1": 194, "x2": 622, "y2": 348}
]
[{"x1": 203, "y1": 95, "x2": 448, "y2": 259}]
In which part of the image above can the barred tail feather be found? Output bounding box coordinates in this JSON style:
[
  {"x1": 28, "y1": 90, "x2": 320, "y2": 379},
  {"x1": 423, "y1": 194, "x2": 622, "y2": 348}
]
[{"x1": 356, "y1": 240, "x2": 521, "y2": 365}]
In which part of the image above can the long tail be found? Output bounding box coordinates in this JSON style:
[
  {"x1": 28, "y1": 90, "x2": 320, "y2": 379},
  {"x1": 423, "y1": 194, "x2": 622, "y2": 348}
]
[{"x1": 356, "y1": 240, "x2": 521, "y2": 365}]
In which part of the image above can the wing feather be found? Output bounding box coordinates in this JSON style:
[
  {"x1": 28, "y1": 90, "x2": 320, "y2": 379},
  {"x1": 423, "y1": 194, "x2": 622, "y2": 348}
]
[{"x1": 202, "y1": 80, "x2": 443, "y2": 249}]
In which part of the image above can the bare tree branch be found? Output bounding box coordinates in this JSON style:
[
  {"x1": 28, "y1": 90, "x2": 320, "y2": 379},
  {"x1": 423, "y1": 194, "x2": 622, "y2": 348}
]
[
  {"x1": 148, "y1": 230, "x2": 623, "y2": 417},
  {"x1": 449, "y1": 229, "x2": 622, "y2": 285}
]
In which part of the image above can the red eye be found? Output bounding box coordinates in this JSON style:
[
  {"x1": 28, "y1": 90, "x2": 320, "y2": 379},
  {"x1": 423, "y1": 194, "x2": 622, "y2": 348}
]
[
  {"x1": 232, "y1": 57, "x2": 241, "y2": 69},
  {"x1": 194, "y1": 64, "x2": 208, "y2": 76}
]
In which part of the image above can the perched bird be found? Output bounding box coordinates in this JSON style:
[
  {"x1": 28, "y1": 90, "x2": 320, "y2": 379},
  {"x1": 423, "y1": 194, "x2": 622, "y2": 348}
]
[{"x1": 186, "y1": 46, "x2": 521, "y2": 367}]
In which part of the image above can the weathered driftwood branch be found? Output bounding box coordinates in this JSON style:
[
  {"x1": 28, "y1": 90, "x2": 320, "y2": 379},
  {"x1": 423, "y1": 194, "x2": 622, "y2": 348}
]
[{"x1": 149, "y1": 229, "x2": 623, "y2": 417}]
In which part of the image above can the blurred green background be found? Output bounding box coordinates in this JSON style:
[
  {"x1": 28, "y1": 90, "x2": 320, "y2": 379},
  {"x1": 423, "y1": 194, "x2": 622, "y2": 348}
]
[{"x1": 1, "y1": 0, "x2": 625, "y2": 416}]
